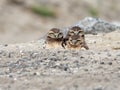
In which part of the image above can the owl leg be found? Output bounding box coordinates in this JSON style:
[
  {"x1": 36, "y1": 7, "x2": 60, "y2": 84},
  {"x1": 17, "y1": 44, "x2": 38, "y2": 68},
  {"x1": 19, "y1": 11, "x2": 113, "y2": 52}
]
[
  {"x1": 61, "y1": 38, "x2": 68, "y2": 49},
  {"x1": 81, "y1": 42, "x2": 89, "y2": 50}
]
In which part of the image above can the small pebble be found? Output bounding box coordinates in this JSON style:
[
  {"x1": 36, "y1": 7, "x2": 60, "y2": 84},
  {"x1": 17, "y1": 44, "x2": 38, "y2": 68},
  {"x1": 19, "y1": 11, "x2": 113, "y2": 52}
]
[
  {"x1": 80, "y1": 56, "x2": 84, "y2": 58},
  {"x1": 31, "y1": 53, "x2": 38, "y2": 58},
  {"x1": 64, "y1": 67, "x2": 68, "y2": 71},
  {"x1": 4, "y1": 44, "x2": 8, "y2": 47},
  {"x1": 9, "y1": 75, "x2": 13, "y2": 78},
  {"x1": 14, "y1": 78, "x2": 17, "y2": 81},
  {"x1": 100, "y1": 62, "x2": 105, "y2": 65},
  {"x1": 84, "y1": 69, "x2": 88, "y2": 71},
  {"x1": 107, "y1": 53, "x2": 111, "y2": 57},
  {"x1": 118, "y1": 67, "x2": 120, "y2": 70},
  {"x1": 108, "y1": 62, "x2": 112, "y2": 65},
  {"x1": 93, "y1": 85, "x2": 103, "y2": 90},
  {"x1": 33, "y1": 72, "x2": 40, "y2": 76}
]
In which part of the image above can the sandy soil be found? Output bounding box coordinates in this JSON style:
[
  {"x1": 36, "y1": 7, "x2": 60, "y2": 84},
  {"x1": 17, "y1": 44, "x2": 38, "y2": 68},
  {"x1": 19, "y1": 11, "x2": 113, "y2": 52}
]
[{"x1": 0, "y1": 31, "x2": 120, "y2": 90}]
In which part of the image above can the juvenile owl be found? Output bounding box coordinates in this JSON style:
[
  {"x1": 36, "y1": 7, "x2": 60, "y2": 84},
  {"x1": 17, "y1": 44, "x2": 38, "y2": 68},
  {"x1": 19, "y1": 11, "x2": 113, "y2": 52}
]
[
  {"x1": 63, "y1": 35, "x2": 89, "y2": 50},
  {"x1": 45, "y1": 28, "x2": 64, "y2": 49},
  {"x1": 62, "y1": 26, "x2": 89, "y2": 50}
]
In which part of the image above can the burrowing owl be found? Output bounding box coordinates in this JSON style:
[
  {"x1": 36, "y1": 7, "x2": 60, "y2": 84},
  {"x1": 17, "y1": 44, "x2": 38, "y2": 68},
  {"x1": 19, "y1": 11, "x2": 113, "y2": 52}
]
[
  {"x1": 62, "y1": 26, "x2": 84, "y2": 47},
  {"x1": 66, "y1": 26, "x2": 84, "y2": 39},
  {"x1": 62, "y1": 26, "x2": 89, "y2": 50},
  {"x1": 63, "y1": 35, "x2": 89, "y2": 50},
  {"x1": 45, "y1": 28, "x2": 63, "y2": 49}
]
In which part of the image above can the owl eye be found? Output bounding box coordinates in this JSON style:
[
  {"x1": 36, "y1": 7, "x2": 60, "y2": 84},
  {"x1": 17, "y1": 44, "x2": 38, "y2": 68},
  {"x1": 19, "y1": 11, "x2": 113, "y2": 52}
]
[
  {"x1": 81, "y1": 34, "x2": 84, "y2": 37},
  {"x1": 79, "y1": 30, "x2": 83, "y2": 33},
  {"x1": 59, "y1": 33, "x2": 62, "y2": 35},
  {"x1": 48, "y1": 33, "x2": 56, "y2": 38},
  {"x1": 77, "y1": 39, "x2": 80, "y2": 41},
  {"x1": 49, "y1": 33, "x2": 54, "y2": 35},
  {"x1": 69, "y1": 31, "x2": 74, "y2": 35}
]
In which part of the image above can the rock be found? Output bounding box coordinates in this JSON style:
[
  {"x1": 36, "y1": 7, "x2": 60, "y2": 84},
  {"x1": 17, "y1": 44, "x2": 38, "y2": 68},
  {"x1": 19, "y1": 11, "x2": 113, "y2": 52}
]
[
  {"x1": 93, "y1": 85, "x2": 104, "y2": 90},
  {"x1": 108, "y1": 62, "x2": 112, "y2": 65},
  {"x1": 100, "y1": 62, "x2": 105, "y2": 65},
  {"x1": 73, "y1": 17, "x2": 120, "y2": 34},
  {"x1": 4, "y1": 44, "x2": 8, "y2": 47}
]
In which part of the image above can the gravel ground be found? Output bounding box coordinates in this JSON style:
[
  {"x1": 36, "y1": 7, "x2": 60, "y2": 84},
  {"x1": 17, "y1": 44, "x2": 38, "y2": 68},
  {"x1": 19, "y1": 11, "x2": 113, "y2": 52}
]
[
  {"x1": 0, "y1": 31, "x2": 120, "y2": 90},
  {"x1": 0, "y1": 0, "x2": 120, "y2": 89}
]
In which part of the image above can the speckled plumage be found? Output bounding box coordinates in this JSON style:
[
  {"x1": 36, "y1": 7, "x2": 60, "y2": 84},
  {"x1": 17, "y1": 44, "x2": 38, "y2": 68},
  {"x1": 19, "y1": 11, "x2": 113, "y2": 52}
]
[
  {"x1": 61, "y1": 26, "x2": 88, "y2": 50},
  {"x1": 63, "y1": 35, "x2": 89, "y2": 50},
  {"x1": 45, "y1": 28, "x2": 64, "y2": 49}
]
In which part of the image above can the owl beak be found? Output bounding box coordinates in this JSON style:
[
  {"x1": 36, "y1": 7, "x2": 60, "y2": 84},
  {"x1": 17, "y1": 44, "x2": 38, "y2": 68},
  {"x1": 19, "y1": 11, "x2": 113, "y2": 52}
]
[
  {"x1": 72, "y1": 40, "x2": 76, "y2": 45},
  {"x1": 54, "y1": 33, "x2": 59, "y2": 38},
  {"x1": 74, "y1": 31, "x2": 78, "y2": 35}
]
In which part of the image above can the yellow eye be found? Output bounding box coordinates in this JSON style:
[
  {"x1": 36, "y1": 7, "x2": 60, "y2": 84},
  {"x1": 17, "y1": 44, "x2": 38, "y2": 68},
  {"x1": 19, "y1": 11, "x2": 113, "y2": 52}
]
[
  {"x1": 48, "y1": 33, "x2": 55, "y2": 38},
  {"x1": 49, "y1": 33, "x2": 53, "y2": 35},
  {"x1": 78, "y1": 30, "x2": 83, "y2": 33},
  {"x1": 69, "y1": 31, "x2": 74, "y2": 35}
]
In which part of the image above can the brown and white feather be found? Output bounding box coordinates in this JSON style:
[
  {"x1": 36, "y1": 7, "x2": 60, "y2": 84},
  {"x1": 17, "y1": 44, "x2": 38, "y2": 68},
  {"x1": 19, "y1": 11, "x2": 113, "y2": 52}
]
[{"x1": 45, "y1": 28, "x2": 63, "y2": 49}]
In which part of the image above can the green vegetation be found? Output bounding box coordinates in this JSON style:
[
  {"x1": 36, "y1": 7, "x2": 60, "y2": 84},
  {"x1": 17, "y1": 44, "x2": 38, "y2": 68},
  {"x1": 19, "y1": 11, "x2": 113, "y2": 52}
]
[
  {"x1": 110, "y1": 4, "x2": 117, "y2": 11},
  {"x1": 88, "y1": 7, "x2": 99, "y2": 17},
  {"x1": 31, "y1": 5, "x2": 56, "y2": 17}
]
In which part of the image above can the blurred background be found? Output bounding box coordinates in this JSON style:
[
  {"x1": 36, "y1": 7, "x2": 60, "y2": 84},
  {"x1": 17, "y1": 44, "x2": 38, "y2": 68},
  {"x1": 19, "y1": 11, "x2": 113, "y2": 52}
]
[{"x1": 0, "y1": 0, "x2": 120, "y2": 44}]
